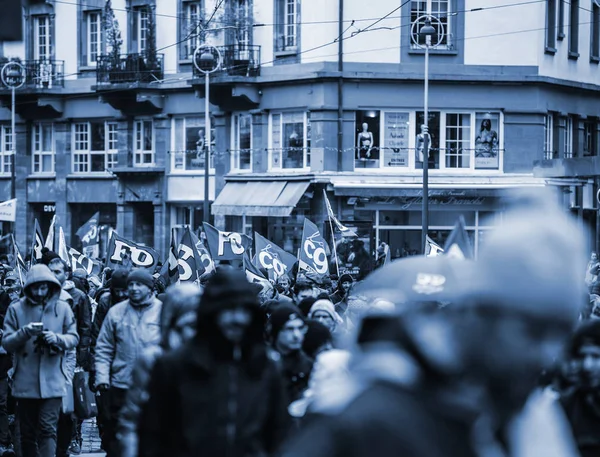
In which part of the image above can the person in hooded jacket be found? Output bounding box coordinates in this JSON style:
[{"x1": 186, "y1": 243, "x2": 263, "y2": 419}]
[
  {"x1": 138, "y1": 268, "x2": 290, "y2": 457},
  {"x1": 329, "y1": 273, "x2": 353, "y2": 310},
  {"x1": 117, "y1": 283, "x2": 201, "y2": 457},
  {"x1": 2, "y1": 264, "x2": 79, "y2": 457}
]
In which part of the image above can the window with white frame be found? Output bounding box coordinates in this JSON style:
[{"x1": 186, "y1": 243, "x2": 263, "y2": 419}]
[
  {"x1": 565, "y1": 115, "x2": 574, "y2": 158},
  {"x1": 445, "y1": 113, "x2": 471, "y2": 168},
  {"x1": 138, "y1": 7, "x2": 150, "y2": 54},
  {"x1": 34, "y1": 15, "x2": 52, "y2": 61},
  {"x1": 171, "y1": 117, "x2": 215, "y2": 172},
  {"x1": 410, "y1": 0, "x2": 452, "y2": 49},
  {"x1": 72, "y1": 121, "x2": 118, "y2": 173},
  {"x1": 583, "y1": 118, "x2": 598, "y2": 156},
  {"x1": 33, "y1": 123, "x2": 54, "y2": 174},
  {"x1": 134, "y1": 120, "x2": 154, "y2": 166},
  {"x1": 0, "y1": 126, "x2": 13, "y2": 174},
  {"x1": 87, "y1": 11, "x2": 101, "y2": 66},
  {"x1": 183, "y1": 1, "x2": 203, "y2": 60},
  {"x1": 171, "y1": 205, "x2": 207, "y2": 240},
  {"x1": 544, "y1": 114, "x2": 554, "y2": 159},
  {"x1": 232, "y1": 114, "x2": 252, "y2": 171},
  {"x1": 275, "y1": 0, "x2": 298, "y2": 52},
  {"x1": 270, "y1": 112, "x2": 310, "y2": 169}
]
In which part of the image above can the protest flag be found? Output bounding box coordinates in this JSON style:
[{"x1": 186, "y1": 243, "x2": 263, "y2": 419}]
[
  {"x1": 105, "y1": 232, "x2": 160, "y2": 271},
  {"x1": 443, "y1": 216, "x2": 474, "y2": 260}
]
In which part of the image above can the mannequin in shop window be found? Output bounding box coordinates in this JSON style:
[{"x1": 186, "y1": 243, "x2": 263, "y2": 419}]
[
  {"x1": 475, "y1": 113, "x2": 499, "y2": 158},
  {"x1": 195, "y1": 129, "x2": 206, "y2": 166},
  {"x1": 416, "y1": 124, "x2": 431, "y2": 165},
  {"x1": 357, "y1": 123, "x2": 374, "y2": 160}
]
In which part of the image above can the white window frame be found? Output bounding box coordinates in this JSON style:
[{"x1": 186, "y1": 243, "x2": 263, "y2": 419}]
[
  {"x1": 185, "y1": 1, "x2": 203, "y2": 60},
  {"x1": 169, "y1": 117, "x2": 215, "y2": 174},
  {"x1": 134, "y1": 120, "x2": 155, "y2": 166},
  {"x1": 443, "y1": 112, "x2": 472, "y2": 169},
  {"x1": 87, "y1": 11, "x2": 101, "y2": 66},
  {"x1": 0, "y1": 126, "x2": 13, "y2": 175},
  {"x1": 268, "y1": 111, "x2": 310, "y2": 171},
  {"x1": 231, "y1": 113, "x2": 253, "y2": 172},
  {"x1": 32, "y1": 123, "x2": 55, "y2": 174},
  {"x1": 410, "y1": 0, "x2": 452, "y2": 50},
  {"x1": 565, "y1": 115, "x2": 574, "y2": 158},
  {"x1": 72, "y1": 121, "x2": 118, "y2": 174},
  {"x1": 284, "y1": 0, "x2": 297, "y2": 48},
  {"x1": 365, "y1": 110, "x2": 504, "y2": 173},
  {"x1": 34, "y1": 15, "x2": 51, "y2": 61},
  {"x1": 544, "y1": 113, "x2": 554, "y2": 159},
  {"x1": 138, "y1": 8, "x2": 150, "y2": 54}
]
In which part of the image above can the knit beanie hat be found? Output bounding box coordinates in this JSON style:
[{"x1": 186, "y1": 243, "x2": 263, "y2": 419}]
[
  {"x1": 309, "y1": 299, "x2": 343, "y2": 325},
  {"x1": 569, "y1": 320, "x2": 600, "y2": 357},
  {"x1": 72, "y1": 268, "x2": 88, "y2": 280},
  {"x1": 302, "y1": 320, "x2": 332, "y2": 359},
  {"x1": 127, "y1": 269, "x2": 154, "y2": 289},
  {"x1": 269, "y1": 304, "x2": 306, "y2": 342},
  {"x1": 111, "y1": 269, "x2": 129, "y2": 290},
  {"x1": 40, "y1": 248, "x2": 60, "y2": 266}
]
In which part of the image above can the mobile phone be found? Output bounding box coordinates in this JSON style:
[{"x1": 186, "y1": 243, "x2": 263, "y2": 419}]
[{"x1": 31, "y1": 322, "x2": 43, "y2": 331}]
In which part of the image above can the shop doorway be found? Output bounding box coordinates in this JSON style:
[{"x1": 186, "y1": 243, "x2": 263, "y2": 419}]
[{"x1": 133, "y1": 202, "x2": 155, "y2": 248}]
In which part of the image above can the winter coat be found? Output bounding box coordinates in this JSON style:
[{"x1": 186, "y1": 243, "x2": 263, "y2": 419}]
[
  {"x1": 89, "y1": 290, "x2": 113, "y2": 369},
  {"x1": 276, "y1": 349, "x2": 313, "y2": 404},
  {"x1": 2, "y1": 264, "x2": 79, "y2": 399},
  {"x1": 561, "y1": 390, "x2": 600, "y2": 457},
  {"x1": 94, "y1": 296, "x2": 162, "y2": 389},
  {"x1": 138, "y1": 269, "x2": 290, "y2": 457},
  {"x1": 61, "y1": 282, "x2": 92, "y2": 369}
]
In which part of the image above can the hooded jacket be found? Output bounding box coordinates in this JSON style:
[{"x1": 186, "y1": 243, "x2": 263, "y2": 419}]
[
  {"x1": 2, "y1": 264, "x2": 79, "y2": 399},
  {"x1": 62, "y1": 280, "x2": 92, "y2": 367},
  {"x1": 94, "y1": 293, "x2": 162, "y2": 389},
  {"x1": 329, "y1": 273, "x2": 353, "y2": 307},
  {"x1": 138, "y1": 269, "x2": 290, "y2": 457}
]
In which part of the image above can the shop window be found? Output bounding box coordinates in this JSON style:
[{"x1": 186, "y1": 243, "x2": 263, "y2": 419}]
[
  {"x1": 134, "y1": 120, "x2": 154, "y2": 166},
  {"x1": 270, "y1": 112, "x2": 310, "y2": 170},
  {"x1": 0, "y1": 126, "x2": 13, "y2": 175},
  {"x1": 32, "y1": 123, "x2": 54, "y2": 174},
  {"x1": 415, "y1": 111, "x2": 440, "y2": 169},
  {"x1": 72, "y1": 121, "x2": 118, "y2": 173},
  {"x1": 232, "y1": 113, "x2": 252, "y2": 171},
  {"x1": 410, "y1": 0, "x2": 452, "y2": 50},
  {"x1": 474, "y1": 112, "x2": 500, "y2": 170},
  {"x1": 445, "y1": 113, "x2": 471, "y2": 169},
  {"x1": 355, "y1": 111, "x2": 381, "y2": 169},
  {"x1": 382, "y1": 112, "x2": 410, "y2": 168},
  {"x1": 171, "y1": 117, "x2": 215, "y2": 172}
]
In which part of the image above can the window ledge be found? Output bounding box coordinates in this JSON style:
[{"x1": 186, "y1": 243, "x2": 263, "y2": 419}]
[
  {"x1": 568, "y1": 51, "x2": 580, "y2": 60},
  {"x1": 408, "y1": 48, "x2": 458, "y2": 56},
  {"x1": 544, "y1": 46, "x2": 557, "y2": 55},
  {"x1": 591, "y1": 55, "x2": 600, "y2": 64},
  {"x1": 66, "y1": 173, "x2": 115, "y2": 179},
  {"x1": 168, "y1": 171, "x2": 216, "y2": 176},
  {"x1": 557, "y1": 32, "x2": 565, "y2": 41},
  {"x1": 27, "y1": 173, "x2": 56, "y2": 180},
  {"x1": 274, "y1": 49, "x2": 298, "y2": 58},
  {"x1": 78, "y1": 65, "x2": 97, "y2": 72}
]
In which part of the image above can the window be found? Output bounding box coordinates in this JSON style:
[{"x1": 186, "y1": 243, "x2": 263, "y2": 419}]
[
  {"x1": 72, "y1": 122, "x2": 118, "y2": 173},
  {"x1": 558, "y1": 0, "x2": 565, "y2": 39},
  {"x1": 410, "y1": 0, "x2": 452, "y2": 49},
  {"x1": 134, "y1": 120, "x2": 154, "y2": 166},
  {"x1": 545, "y1": 0, "x2": 557, "y2": 52},
  {"x1": 171, "y1": 117, "x2": 215, "y2": 172},
  {"x1": 592, "y1": 3, "x2": 600, "y2": 61},
  {"x1": 232, "y1": 114, "x2": 252, "y2": 171},
  {"x1": 237, "y1": 0, "x2": 251, "y2": 51},
  {"x1": 270, "y1": 112, "x2": 310, "y2": 169},
  {"x1": 445, "y1": 113, "x2": 471, "y2": 168},
  {"x1": 34, "y1": 15, "x2": 52, "y2": 61},
  {"x1": 171, "y1": 205, "x2": 207, "y2": 240},
  {"x1": 275, "y1": 0, "x2": 298, "y2": 52},
  {"x1": 569, "y1": 0, "x2": 579, "y2": 57},
  {"x1": 33, "y1": 123, "x2": 54, "y2": 174},
  {"x1": 182, "y1": 1, "x2": 203, "y2": 60},
  {"x1": 87, "y1": 11, "x2": 101, "y2": 66},
  {"x1": 138, "y1": 7, "x2": 150, "y2": 54},
  {"x1": 544, "y1": 114, "x2": 554, "y2": 159},
  {"x1": 565, "y1": 115, "x2": 574, "y2": 158},
  {"x1": 583, "y1": 118, "x2": 598, "y2": 156},
  {"x1": 0, "y1": 126, "x2": 13, "y2": 174}
]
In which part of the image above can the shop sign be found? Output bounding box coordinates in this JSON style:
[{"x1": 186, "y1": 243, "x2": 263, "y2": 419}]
[
  {"x1": 43, "y1": 205, "x2": 55, "y2": 213},
  {"x1": 383, "y1": 112, "x2": 409, "y2": 167},
  {"x1": 397, "y1": 196, "x2": 486, "y2": 210}
]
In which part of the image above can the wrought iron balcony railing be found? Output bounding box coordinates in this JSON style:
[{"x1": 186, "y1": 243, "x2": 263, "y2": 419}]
[
  {"x1": 0, "y1": 60, "x2": 64, "y2": 89},
  {"x1": 192, "y1": 44, "x2": 261, "y2": 78},
  {"x1": 96, "y1": 53, "x2": 164, "y2": 85}
]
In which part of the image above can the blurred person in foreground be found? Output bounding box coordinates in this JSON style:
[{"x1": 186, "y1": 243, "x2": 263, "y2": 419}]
[
  {"x1": 282, "y1": 189, "x2": 585, "y2": 457},
  {"x1": 138, "y1": 268, "x2": 290, "y2": 457},
  {"x1": 118, "y1": 283, "x2": 201, "y2": 457}
]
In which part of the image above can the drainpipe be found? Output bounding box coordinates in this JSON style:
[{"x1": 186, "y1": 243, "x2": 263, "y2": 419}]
[{"x1": 337, "y1": 0, "x2": 344, "y2": 171}]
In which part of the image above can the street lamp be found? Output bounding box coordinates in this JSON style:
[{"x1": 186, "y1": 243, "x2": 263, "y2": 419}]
[
  {"x1": 193, "y1": 45, "x2": 222, "y2": 223},
  {"x1": 411, "y1": 4, "x2": 445, "y2": 254},
  {"x1": 1, "y1": 61, "x2": 25, "y2": 202}
]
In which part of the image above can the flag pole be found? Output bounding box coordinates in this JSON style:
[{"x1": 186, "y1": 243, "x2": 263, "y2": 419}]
[{"x1": 326, "y1": 213, "x2": 340, "y2": 278}]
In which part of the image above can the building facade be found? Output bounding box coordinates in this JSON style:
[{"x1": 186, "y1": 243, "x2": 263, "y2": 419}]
[{"x1": 0, "y1": 0, "x2": 598, "y2": 262}]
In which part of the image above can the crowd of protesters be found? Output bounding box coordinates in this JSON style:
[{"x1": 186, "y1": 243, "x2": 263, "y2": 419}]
[{"x1": 0, "y1": 190, "x2": 598, "y2": 456}]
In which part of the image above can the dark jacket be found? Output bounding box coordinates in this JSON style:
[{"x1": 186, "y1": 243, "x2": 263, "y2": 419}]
[
  {"x1": 277, "y1": 349, "x2": 313, "y2": 404},
  {"x1": 62, "y1": 281, "x2": 92, "y2": 368},
  {"x1": 561, "y1": 390, "x2": 600, "y2": 457},
  {"x1": 89, "y1": 289, "x2": 126, "y2": 369},
  {"x1": 138, "y1": 271, "x2": 290, "y2": 457}
]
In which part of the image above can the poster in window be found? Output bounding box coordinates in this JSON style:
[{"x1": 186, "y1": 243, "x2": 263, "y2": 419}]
[
  {"x1": 355, "y1": 111, "x2": 380, "y2": 168},
  {"x1": 383, "y1": 112, "x2": 409, "y2": 167},
  {"x1": 474, "y1": 112, "x2": 500, "y2": 169},
  {"x1": 185, "y1": 127, "x2": 216, "y2": 171},
  {"x1": 415, "y1": 112, "x2": 440, "y2": 169}
]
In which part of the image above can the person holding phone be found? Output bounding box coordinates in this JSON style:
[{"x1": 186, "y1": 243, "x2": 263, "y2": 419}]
[{"x1": 1, "y1": 264, "x2": 79, "y2": 457}]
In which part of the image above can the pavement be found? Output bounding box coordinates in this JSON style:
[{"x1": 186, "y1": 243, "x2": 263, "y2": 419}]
[{"x1": 79, "y1": 418, "x2": 105, "y2": 457}]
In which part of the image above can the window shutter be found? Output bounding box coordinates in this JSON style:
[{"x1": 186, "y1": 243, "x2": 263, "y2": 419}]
[
  {"x1": 131, "y1": 9, "x2": 139, "y2": 53},
  {"x1": 49, "y1": 14, "x2": 55, "y2": 60},
  {"x1": 81, "y1": 14, "x2": 88, "y2": 67}
]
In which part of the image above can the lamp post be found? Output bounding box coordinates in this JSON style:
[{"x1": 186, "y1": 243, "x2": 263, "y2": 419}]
[
  {"x1": 1, "y1": 61, "x2": 25, "y2": 201},
  {"x1": 193, "y1": 45, "x2": 222, "y2": 223},
  {"x1": 411, "y1": 2, "x2": 444, "y2": 254}
]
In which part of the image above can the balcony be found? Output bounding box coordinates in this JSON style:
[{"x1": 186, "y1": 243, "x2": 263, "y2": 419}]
[
  {"x1": 192, "y1": 45, "x2": 261, "y2": 78},
  {"x1": 96, "y1": 53, "x2": 164, "y2": 85},
  {"x1": 0, "y1": 59, "x2": 64, "y2": 90}
]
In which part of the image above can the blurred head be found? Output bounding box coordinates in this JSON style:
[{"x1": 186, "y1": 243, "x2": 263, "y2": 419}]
[
  {"x1": 339, "y1": 274, "x2": 353, "y2": 294},
  {"x1": 308, "y1": 299, "x2": 343, "y2": 333},
  {"x1": 160, "y1": 284, "x2": 202, "y2": 350},
  {"x1": 270, "y1": 304, "x2": 307, "y2": 355},
  {"x1": 276, "y1": 274, "x2": 291, "y2": 292},
  {"x1": 29, "y1": 282, "x2": 50, "y2": 303},
  {"x1": 48, "y1": 258, "x2": 68, "y2": 286},
  {"x1": 110, "y1": 269, "x2": 129, "y2": 303},
  {"x1": 592, "y1": 252, "x2": 598, "y2": 262},
  {"x1": 302, "y1": 320, "x2": 333, "y2": 359},
  {"x1": 569, "y1": 321, "x2": 600, "y2": 391},
  {"x1": 294, "y1": 280, "x2": 316, "y2": 302},
  {"x1": 127, "y1": 269, "x2": 154, "y2": 305}
]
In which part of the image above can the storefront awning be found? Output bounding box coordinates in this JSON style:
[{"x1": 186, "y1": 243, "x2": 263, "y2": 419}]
[{"x1": 212, "y1": 181, "x2": 310, "y2": 217}]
